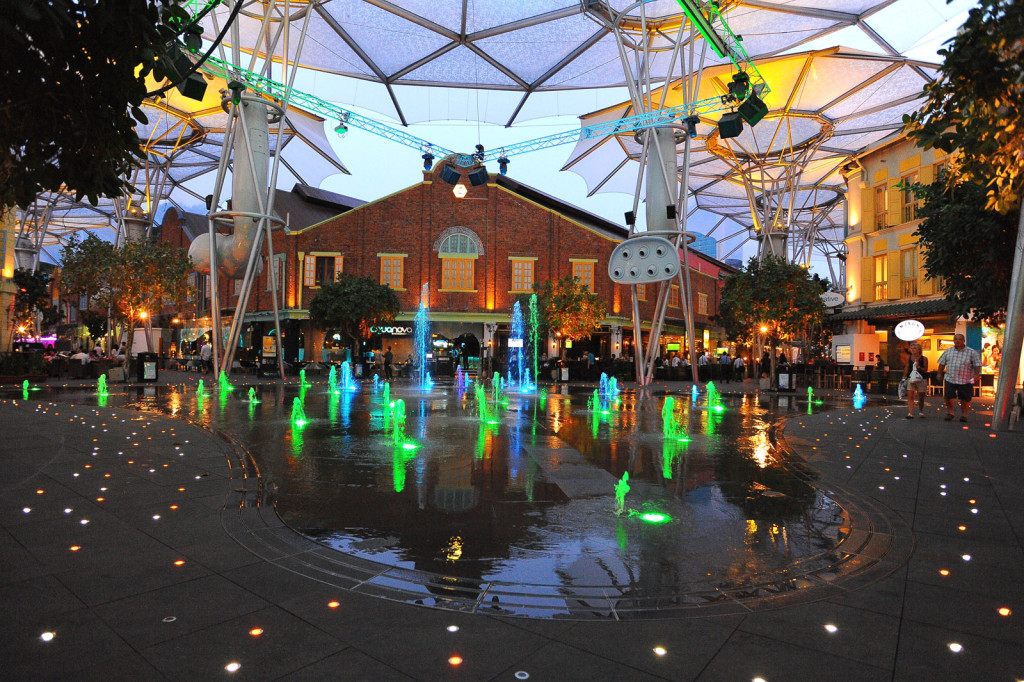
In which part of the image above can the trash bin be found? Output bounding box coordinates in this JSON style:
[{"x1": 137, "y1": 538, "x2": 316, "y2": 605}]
[
  {"x1": 137, "y1": 352, "x2": 159, "y2": 382},
  {"x1": 777, "y1": 370, "x2": 795, "y2": 392}
]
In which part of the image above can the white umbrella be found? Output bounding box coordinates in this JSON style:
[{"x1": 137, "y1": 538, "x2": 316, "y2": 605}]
[
  {"x1": 197, "y1": 0, "x2": 974, "y2": 126},
  {"x1": 562, "y1": 47, "x2": 940, "y2": 281}
]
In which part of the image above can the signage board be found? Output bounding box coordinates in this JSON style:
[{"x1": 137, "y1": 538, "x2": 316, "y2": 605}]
[
  {"x1": 262, "y1": 335, "x2": 277, "y2": 358},
  {"x1": 820, "y1": 291, "x2": 845, "y2": 307},
  {"x1": 508, "y1": 338, "x2": 524, "y2": 348},
  {"x1": 370, "y1": 325, "x2": 413, "y2": 336},
  {"x1": 835, "y1": 344, "x2": 852, "y2": 364},
  {"x1": 894, "y1": 319, "x2": 925, "y2": 342}
]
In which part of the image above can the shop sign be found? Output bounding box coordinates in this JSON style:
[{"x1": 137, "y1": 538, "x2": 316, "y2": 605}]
[
  {"x1": 370, "y1": 325, "x2": 413, "y2": 336},
  {"x1": 508, "y1": 338, "x2": 524, "y2": 348},
  {"x1": 835, "y1": 344, "x2": 851, "y2": 363},
  {"x1": 262, "y1": 335, "x2": 277, "y2": 357},
  {"x1": 894, "y1": 319, "x2": 925, "y2": 341},
  {"x1": 820, "y1": 291, "x2": 845, "y2": 307}
]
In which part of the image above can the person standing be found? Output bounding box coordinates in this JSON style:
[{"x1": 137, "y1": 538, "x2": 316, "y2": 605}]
[
  {"x1": 200, "y1": 339, "x2": 213, "y2": 374},
  {"x1": 937, "y1": 333, "x2": 982, "y2": 422},
  {"x1": 733, "y1": 353, "x2": 745, "y2": 381},
  {"x1": 903, "y1": 342, "x2": 929, "y2": 418},
  {"x1": 384, "y1": 346, "x2": 394, "y2": 381},
  {"x1": 719, "y1": 351, "x2": 732, "y2": 383}
]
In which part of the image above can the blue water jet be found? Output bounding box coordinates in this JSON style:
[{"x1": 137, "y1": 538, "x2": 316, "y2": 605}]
[{"x1": 414, "y1": 284, "x2": 431, "y2": 391}]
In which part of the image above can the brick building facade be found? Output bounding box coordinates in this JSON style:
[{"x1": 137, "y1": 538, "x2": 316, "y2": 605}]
[{"x1": 161, "y1": 164, "x2": 735, "y2": 371}]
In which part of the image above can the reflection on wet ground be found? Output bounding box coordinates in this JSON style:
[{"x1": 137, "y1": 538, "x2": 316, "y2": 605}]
[{"x1": 16, "y1": 380, "x2": 901, "y2": 618}]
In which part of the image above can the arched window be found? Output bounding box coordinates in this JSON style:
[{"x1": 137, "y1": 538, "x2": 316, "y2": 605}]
[
  {"x1": 438, "y1": 233, "x2": 478, "y2": 257},
  {"x1": 436, "y1": 229, "x2": 480, "y2": 291}
]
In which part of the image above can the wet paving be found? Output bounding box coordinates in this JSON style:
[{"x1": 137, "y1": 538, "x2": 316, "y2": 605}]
[{"x1": 8, "y1": 379, "x2": 901, "y2": 618}]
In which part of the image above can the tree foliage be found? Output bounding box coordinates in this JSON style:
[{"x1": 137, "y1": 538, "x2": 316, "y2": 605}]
[
  {"x1": 530, "y1": 275, "x2": 607, "y2": 343},
  {"x1": 308, "y1": 274, "x2": 401, "y2": 347},
  {"x1": 910, "y1": 172, "x2": 1018, "y2": 322},
  {"x1": 79, "y1": 309, "x2": 109, "y2": 341},
  {"x1": 903, "y1": 0, "x2": 1024, "y2": 213},
  {"x1": 59, "y1": 234, "x2": 194, "y2": 348},
  {"x1": 11, "y1": 268, "x2": 53, "y2": 335},
  {"x1": 716, "y1": 255, "x2": 827, "y2": 347},
  {"x1": 1, "y1": 0, "x2": 191, "y2": 208}
]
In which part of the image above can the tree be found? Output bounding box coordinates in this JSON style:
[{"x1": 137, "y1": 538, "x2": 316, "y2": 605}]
[
  {"x1": 909, "y1": 171, "x2": 1018, "y2": 322},
  {"x1": 902, "y1": 1, "x2": 1024, "y2": 430},
  {"x1": 530, "y1": 275, "x2": 607, "y2": 346},
  {"x1": 1, "y1": 0, "x2": 191, "y2": 208},
  {"x1": 60, "y1": 234, "x2": 194, "y2": 356},
  {"x1": 308, "y1": 274, "x2": 401, "y2": 351},
  {"x1": 79, "y1": 309, "x2": 109, "y2": 342},
  {"x1": 10, "y1": 268, "x2": 53, "y2": 340},
  {"x1": 903, "y1": 0, "x2": 1024, "y2": 214},
  {"x1": 716, "y1": 255, "x2": 827, "y2": 367}
]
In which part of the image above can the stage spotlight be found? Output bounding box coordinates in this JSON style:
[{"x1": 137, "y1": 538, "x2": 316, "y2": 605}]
[
  {"x1": 738, "y1": 93, "x2": 768, "y2": 126},
  {"x1": 684, "y1": 115, "x2": 700, "y2": 139},
  {"x1": 666, "y1": 205, "x2": 677, "y2": 220},
  {"x1": 334, "y1": 121, "x2": 348, "y2": 135},
  {"x1": 728, "y1": 71, "x2": 750, "y2": 100},
  {"x1": 183, "y1": 24, "x2": 203, "y2": 53},
  {"x1": 177, "y1": 73, "x2": 207, "y2": 102},
  {"x1": 440, "y1": 165, "x2": 461, "y2": 185},
  {"x1": 422, "y1": 152, "x2": 435, "y2": 171},
  {"x1": 498, "y1": 156, "x2": 510, "y2": 175},
  {"x1": 718, "y1": 112, "x2": 743, "y2": 139},
  {"x1": 473, "y1": 144, "x2": 485, "y2": 162},
  {"x1": 624, "y1": 210, "x2": 636, "y2": 226},
  {"x1": 467, "y1": 168, "x2": 489, "y2": 186},
  {"x1": 166, "y1": 48, "x2": 207, "y2": 102},
  {"x1": 227, "y1": 80, "x2": 245, "y2": 105}
]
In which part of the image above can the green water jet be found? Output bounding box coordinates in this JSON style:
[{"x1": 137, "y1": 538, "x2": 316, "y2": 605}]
[
  {"x1": 291, "y1": 397, "x2": 307, "y2": 428},
  {"x1": 614, "y1": 471, "x2": 630, "y2": 516}
]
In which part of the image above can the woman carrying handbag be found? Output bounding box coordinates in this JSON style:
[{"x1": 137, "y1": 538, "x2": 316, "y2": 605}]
[{"x1": 904, "y1": 343, "x2": 929, "y2": 418}]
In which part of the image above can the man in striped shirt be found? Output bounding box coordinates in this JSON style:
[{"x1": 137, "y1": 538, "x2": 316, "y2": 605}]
[{"x1": 937, "y1": 333, "x2": 982, "y2": 422}]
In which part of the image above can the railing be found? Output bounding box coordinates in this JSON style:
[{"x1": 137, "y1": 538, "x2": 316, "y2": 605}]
[
  {"x1": 875, "y1": 282, "x2": 888, "y2": 299},
  {"x1": 901, "y1": 278, "x2": 918, "y2": 297}
]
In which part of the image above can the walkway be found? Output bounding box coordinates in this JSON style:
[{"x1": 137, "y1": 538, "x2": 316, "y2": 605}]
[{"x1": 0, "y1": 374, "x2": 1021, "y2": 680}]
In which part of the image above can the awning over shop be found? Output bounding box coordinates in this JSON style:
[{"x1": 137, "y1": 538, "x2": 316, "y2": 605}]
[
  {"x1": 830, "y1": 299, "x2": 951, "y2": 322},
  {"x1": 241, "y1": 310, "x2": 310, "y2": 323}
]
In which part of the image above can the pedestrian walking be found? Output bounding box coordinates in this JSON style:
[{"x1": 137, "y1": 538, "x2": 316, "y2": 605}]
[
  {"x1": 937, "y1": 333, "x2": 982, "y2": 422},
  {"x1": 384, "y1": 346, "x2": 394, "y2": 381},
  {"x1": 200, "y1": 339, "x2": 212, "y2": 375},
  {"x1": 903, "y1": 342, "x2": 928, "y2": 418}
]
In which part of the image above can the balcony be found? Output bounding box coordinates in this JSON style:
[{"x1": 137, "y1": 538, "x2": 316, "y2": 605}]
[
  {"x1": 874, "y1": 282, "x2": 888, "y2": 300},
  {"x1": 901, "y1": 278, "x2": 918, "y2": 298}
]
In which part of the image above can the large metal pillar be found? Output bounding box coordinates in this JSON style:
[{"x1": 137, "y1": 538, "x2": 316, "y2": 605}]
[{"x1": 992, "y1": 201, "x2": 1024, "y2": 431}]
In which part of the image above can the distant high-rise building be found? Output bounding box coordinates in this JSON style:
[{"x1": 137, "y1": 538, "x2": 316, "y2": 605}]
[
  {"x1": 724, "y1": 258, "x2": 743, "y2": 269},
  {"x1": 688, "y1": 232, "x2": 718, "y2": 259}
]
